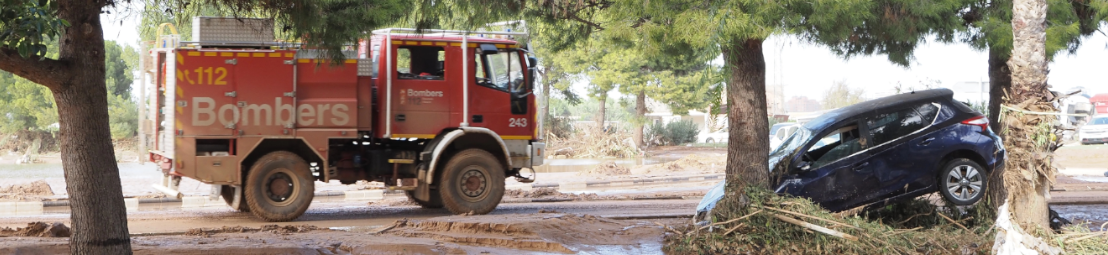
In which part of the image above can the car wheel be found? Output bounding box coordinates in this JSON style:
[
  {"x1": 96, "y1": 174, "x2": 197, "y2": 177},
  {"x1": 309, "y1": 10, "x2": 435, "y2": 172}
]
[
  {"x1": 938, "y1": 158, "x2": 987, "y2": 205},
  {"x1": 404, "y1": 190, "x2": 444, "y2": 209},
  {"x1": 244, "y1": 151, "x2": 315, "y2": 222},
  {"x1": 705, "y1": 138, "x2": 715, "y2": 143},
  {"x1": 439, "y1": 149, "x2": 505, "y2": 215}
]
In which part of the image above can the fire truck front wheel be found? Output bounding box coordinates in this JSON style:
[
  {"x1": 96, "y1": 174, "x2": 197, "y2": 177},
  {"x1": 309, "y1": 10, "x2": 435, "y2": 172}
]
[
  {"x1": 244, "y1": 151, "x2": 315, "y2": 222},
  {"x1": 438, "y1": 149, "x2": 505, "y2": 215}
]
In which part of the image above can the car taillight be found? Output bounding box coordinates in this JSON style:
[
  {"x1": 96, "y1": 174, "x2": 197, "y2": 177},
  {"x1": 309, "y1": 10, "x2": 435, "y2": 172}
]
[{"x1": 961, "y1": 116, "x2": 989, "y2": 132}]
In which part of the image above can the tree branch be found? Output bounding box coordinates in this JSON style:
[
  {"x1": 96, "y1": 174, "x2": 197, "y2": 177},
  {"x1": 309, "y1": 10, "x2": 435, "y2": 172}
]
[{"x1": 0, "y1": 47, "x2": 70, "y2": 90}]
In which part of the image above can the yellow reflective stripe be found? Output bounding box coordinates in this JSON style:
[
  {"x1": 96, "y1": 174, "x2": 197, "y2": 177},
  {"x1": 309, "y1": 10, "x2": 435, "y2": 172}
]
[
  {"x1": 344, "y1": 59, "x2": 357, "y2": 64},
  {"x1": 392, "y1": 40, "x2": 403, "y2": 44},
  {"x1": 187, "y1": 51, "x2": 200, "y2": 56},
  {"x1": 237, "y1": 53, "x2": 250, "y2": 57},
  {"x1": 268, "y1": 52, "x2": 282, "y2": 58},
  {"x1": 495, "y1": 44, "x2": 506, "y2": 49},
  {"x1": 393, "y1": 134, "x2": 436, "y2": 139},
  {"x1": 434, "y1": 42, "x2": 447, "y2": 46},
  {"x1": 251, "y1": 53, "x2": 266, "y2": 57},
  {"x1": 297, "y1": 59, "x2": 311, "y2": 63},
  {"x1": 203, "y1": 52, "x2": 216, "y2": 56},
  {"x1": 405, "y1": 41, "x2": 418, "y2": 45},
  {"x1": 468, "y1": 43, "x2": 476, "y2": 47},
  {"x1": 500, "y1": 135, "x2": 532, "y2": 140},
  {"x1": 419, "y1": 41, "x2": 433, "y2": 46},
  {"x1": 219, "y1": 52, "x2": 233, "y2": 57},
  {"x1": 176, "y1": 52, "x2": 184, "y2": 65},
  {"x1": 284, "y1": 53, "x2": 294, "y2": 58}
]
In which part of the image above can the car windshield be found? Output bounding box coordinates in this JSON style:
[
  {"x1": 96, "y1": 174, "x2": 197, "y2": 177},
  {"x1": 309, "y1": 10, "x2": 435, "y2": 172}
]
[
  {"x1": 770, "y1": 123, "x2": 792, "y2": 135},
  {"x1": 771, "y1": 127, "x2": 812, "y2": 156},
  {"x1": 1093, "y1": 118, "x2": 1108, "y2": 125}
]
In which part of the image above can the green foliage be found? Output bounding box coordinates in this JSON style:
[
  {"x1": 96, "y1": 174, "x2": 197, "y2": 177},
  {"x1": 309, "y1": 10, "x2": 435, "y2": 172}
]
[
  {"x1": 966, "y1": 0, "x2": 1108, "y2": 60},
  {"x1": 108, "y1": 94, "x2": 138, "y2": 139},
  {"x1": 104, "y1": 40, "x2": 135, "y2": 99},
  {"x1": 0, "y1": 0, "x2": 69, "y2": 58},
  {"x1": 0, "y1": 40, "x2": 137, "y2": 138},
  {"x1": 821, "y1": 80, "x2": 866, "y2": 110},
  {"x1": 647, "y1": 120, "x2": 699, "y2": 146}
]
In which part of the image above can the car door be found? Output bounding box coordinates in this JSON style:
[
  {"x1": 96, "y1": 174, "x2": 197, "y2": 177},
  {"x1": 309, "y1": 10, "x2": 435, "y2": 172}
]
[
  {"x1": 778, "y1": 122, "x2": 880, "y2": 211},
  {"x1": 862, "y1": 102, "x2": 941, "y2": 202}
]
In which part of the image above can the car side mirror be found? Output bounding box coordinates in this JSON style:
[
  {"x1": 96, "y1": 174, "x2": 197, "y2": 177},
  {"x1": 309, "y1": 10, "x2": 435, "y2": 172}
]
[{"x1": 798, "y1": 161, "x2": 811, "y2": 171}]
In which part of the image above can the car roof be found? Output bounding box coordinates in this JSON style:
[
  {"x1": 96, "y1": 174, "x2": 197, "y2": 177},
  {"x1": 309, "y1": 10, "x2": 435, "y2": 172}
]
[{"x1": 803, "y1": 88, "x2": 955, "y2": 131}]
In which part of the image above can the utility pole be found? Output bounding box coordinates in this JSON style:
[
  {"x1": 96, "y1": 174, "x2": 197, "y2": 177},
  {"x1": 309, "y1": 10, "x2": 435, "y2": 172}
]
[{"x1": 138, "y1": 44, "x2": 147, "y2": 164}]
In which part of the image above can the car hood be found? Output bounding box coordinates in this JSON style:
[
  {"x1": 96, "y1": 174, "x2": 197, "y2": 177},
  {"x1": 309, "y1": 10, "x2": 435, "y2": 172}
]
[
  {"x1": 694, "y1": 144, "x2": 794, "y2": 224},
  {"x1": 1082, "y1": 125, "x2": 1108, "y2": 132}
]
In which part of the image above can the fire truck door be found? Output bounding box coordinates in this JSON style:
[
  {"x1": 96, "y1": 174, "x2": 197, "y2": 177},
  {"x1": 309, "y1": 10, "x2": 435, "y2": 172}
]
[
  {"x1": 236, "y1": 51, "x2": 295, "y2": 136},
  {"x1": 390, "y1": 45, "x2": 450, "y2": 137},
  {"x1": 468, "y1": 48, "x2": 531, "y2": 138},
  {"x1": 176, "y1": 50, "x2": 236, "y2": 136}
]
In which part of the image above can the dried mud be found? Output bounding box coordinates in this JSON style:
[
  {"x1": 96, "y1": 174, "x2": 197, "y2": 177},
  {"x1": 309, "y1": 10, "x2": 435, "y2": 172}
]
[
  {"x1": 185, "y1": 225, "x2": 325, "y2": 237},
  {"x1": 579, "y1": 162, "x2": 631, "y2": 176},
  {"x1": 0, "y1": 222, "x2": 70, "y2": 237},
  {"x1": 0, "y1": 180, "x2": 54, "y2": 201},
  {"x1": 630, "y1": 154, "x2": 725, "y2": 175}
]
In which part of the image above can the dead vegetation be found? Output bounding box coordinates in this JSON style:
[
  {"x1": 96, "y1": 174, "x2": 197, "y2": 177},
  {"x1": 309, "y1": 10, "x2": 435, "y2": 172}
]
[
  {"x1": 1054, "y1": 223, "x2": 1108, "y2": 254},
  {"x1": 664, "y1": 187, "x2": 993, "y2": 254},
  {"x1": 546, "y1": 127, "x2": 641, "y2": 158}
]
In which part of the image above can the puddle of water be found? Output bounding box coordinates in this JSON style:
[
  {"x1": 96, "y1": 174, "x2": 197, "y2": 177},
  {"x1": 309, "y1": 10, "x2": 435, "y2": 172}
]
[
  {"x1": 1073, "y1": 176, "x2": 1108, "y2": 183},
  {"x1": 533, "y1": 157, "x2": 676, "y2": 173}
]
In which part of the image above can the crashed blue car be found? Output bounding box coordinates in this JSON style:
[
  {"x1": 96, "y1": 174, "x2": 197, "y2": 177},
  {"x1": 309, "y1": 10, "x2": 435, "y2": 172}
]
[{"x1": 697, "y1": 89, "x2": 1006, "y2": 221}]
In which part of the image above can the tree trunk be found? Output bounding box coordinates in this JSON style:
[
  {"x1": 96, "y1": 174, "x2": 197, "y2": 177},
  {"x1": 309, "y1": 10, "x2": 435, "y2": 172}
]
[
  {"x1": 721, "y1": 38, "x2": 771, "y2": 192},
  {"x1": 987, "y1": 48, "x2": 1011, "y2": 132},
  {"x1": 633, "y1": 89, "x2": 646, "y2": 147},
  {"x1": 1004, "y1": 0, "x2": 1053, "y2": 232},
  {"x1": 56, "y1": 1, "x2": 133, "y2": 253},
  {"x1": 596, "y1": 95, "x2": 607, "y2": 128},
  {"x1": 985, "y1": 47, "x2": 1011, "y2": 209}
]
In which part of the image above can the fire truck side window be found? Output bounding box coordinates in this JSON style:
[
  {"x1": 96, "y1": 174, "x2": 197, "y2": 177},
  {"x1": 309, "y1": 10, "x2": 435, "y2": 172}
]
[
  {"x1": 479, "y1": 50, "x2": 522, "y2": 92},
  {"x1": 396, "y1": 46, "x2": 445, "y2": 80}
]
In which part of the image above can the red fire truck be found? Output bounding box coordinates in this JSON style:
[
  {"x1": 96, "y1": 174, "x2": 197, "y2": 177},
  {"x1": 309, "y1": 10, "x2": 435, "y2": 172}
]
[{"x1": 145, "y1": 18, "x2": 544, "y2": 221}]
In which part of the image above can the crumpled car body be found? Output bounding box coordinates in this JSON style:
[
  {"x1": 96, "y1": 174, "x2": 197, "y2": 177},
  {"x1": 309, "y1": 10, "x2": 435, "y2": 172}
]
[{"x1": 696, "y1": 89, "x2": 1006, "y2": 222}]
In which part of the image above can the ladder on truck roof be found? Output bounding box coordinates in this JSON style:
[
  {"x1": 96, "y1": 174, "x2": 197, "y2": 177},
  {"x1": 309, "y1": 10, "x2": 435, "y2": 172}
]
[{"x1": 371, "y1": 27, "x2": 531, "y2": 138}]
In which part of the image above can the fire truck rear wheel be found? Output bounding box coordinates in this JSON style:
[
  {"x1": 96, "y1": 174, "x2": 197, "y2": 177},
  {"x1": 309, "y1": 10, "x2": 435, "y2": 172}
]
[
  {"x1": 244, "y1": 151, "x2": 314, "y2": 222},
  {"x1": 438, "y1": 148, "x2": 505, "y2": 215},
  {"x1": 221, "y1": 185, "x2": 250, "y2": 212},
  {"x1": 404, "y1": 190, "x2": 444, "y2": 209}
]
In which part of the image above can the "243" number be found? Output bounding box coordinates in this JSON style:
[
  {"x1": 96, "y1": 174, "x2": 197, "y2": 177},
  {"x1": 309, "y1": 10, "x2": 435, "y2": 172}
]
[{"x1": 509, "y1": 118, "x2": 528, "y2": 127}]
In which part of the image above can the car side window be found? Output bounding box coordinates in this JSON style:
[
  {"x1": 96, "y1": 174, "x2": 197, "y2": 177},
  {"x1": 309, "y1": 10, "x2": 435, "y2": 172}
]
[
  {"x1": 805, "y1": 125, "x2": 864, "y2": 169},
  {"x1": 866, "y1": 103, "x2": 939, "y2": 145}
]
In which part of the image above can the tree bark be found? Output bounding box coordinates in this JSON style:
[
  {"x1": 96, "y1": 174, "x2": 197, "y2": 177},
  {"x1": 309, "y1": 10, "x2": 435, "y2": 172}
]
[
  {"x1": 596, "y1": 94, "x2": 607, "y2": 128},
  {"x1": 721, "y1": 38, "x2": 771, "y2": 191},
  {"x1": 1004, "y1": 0, "x2": 1053, "y2": 232},
  {"x1": 987, "y1": 48, "x2": 1011, "y2": 132},
  {"x1": 985, "y1": 47, "x2": 1011, "y2": 210},
  {"x1": 633, "y1": 89, "x2": 646, "y2": 147},
  {"x1": 0, "y1": 1, "x2": 134, "y2": 253}
]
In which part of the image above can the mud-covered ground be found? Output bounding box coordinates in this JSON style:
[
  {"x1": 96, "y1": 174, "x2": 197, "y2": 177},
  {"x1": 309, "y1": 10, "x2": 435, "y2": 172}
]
[{"x1": 1, "y1": 144, "x2": 1107, "y2": 253}]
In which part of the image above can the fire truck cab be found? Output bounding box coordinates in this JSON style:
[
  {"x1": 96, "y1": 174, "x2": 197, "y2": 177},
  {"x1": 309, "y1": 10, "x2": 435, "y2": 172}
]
[{"x1": 145, "y1": 18, "x2": 544, "y2": 221}]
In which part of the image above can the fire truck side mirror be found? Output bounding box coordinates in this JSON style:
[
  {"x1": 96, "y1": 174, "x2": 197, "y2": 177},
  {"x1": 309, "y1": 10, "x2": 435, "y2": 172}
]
[{"x1": 527, "y1": 57, "x2": 537, "y2": 92}]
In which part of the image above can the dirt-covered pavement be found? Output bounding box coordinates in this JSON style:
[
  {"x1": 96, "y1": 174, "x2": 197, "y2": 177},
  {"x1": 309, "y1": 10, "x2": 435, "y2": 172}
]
[{"x1": 0, "y1": 198, "x2": 697, "y2": 254}]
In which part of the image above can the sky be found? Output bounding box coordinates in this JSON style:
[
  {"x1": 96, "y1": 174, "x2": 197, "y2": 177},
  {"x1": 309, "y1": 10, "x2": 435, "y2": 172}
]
[{"x1": 99, "y1": 6, "x2": 1108, "y2": 104}]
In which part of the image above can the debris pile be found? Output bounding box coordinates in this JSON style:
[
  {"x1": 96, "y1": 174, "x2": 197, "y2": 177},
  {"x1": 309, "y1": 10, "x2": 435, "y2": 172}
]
[
  {"x1": 664, "y1": 187, "x2": 992, "y2": 254},
  {"x1": 546, "y1": 127, "x2": 641, "y2": 158},
  {"x1": 0, "y1": 180, "x2": 55, "y2": 200},
  {"x1": 579, "y1": 162, "x2": 631, "y2": 176},
  {"x1": 0, "y1": 222, "x2": 70, "y2": 237}
]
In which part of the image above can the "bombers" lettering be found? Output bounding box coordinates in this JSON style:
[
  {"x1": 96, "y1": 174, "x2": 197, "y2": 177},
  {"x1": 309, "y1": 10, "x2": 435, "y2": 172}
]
[
  {"x1": 407, "y1": 89, "x2": 443, "y2": 97},
  {"x1": 191, "y1": 97, "x2": 350, "y2": 127}
]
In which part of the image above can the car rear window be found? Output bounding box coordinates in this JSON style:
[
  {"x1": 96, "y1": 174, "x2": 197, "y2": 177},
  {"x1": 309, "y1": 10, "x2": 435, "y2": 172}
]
[{"x1": 866, "y1": 103, "x2": 939, "y2": 145}]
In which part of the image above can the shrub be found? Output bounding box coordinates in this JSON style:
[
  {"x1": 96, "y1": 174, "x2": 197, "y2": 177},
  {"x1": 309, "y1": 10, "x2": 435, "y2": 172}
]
[{"x1": 647, "y1": 120, "x2": 699, "y2": 146}]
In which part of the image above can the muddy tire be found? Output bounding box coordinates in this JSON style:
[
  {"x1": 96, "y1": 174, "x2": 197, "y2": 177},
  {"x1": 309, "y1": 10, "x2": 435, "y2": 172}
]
[
  {"x1": 438, "y1": 149, "x2": 505, "y2": 215},
  {"x1": 705, "y1": 138, "x2": 715, "y2": 143},
  {"x1": 938, "y1": 158, "x2": 987, "y2": 206},
  {"x1": 244, "y1": 151, "x2": 315, "y2": 221},
  {"x1": 220, "y1": 185, "x2": 250, "y2": 212},
  {"x1": 404, "y1": 190, "x2": 444, "y2": 209}
]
